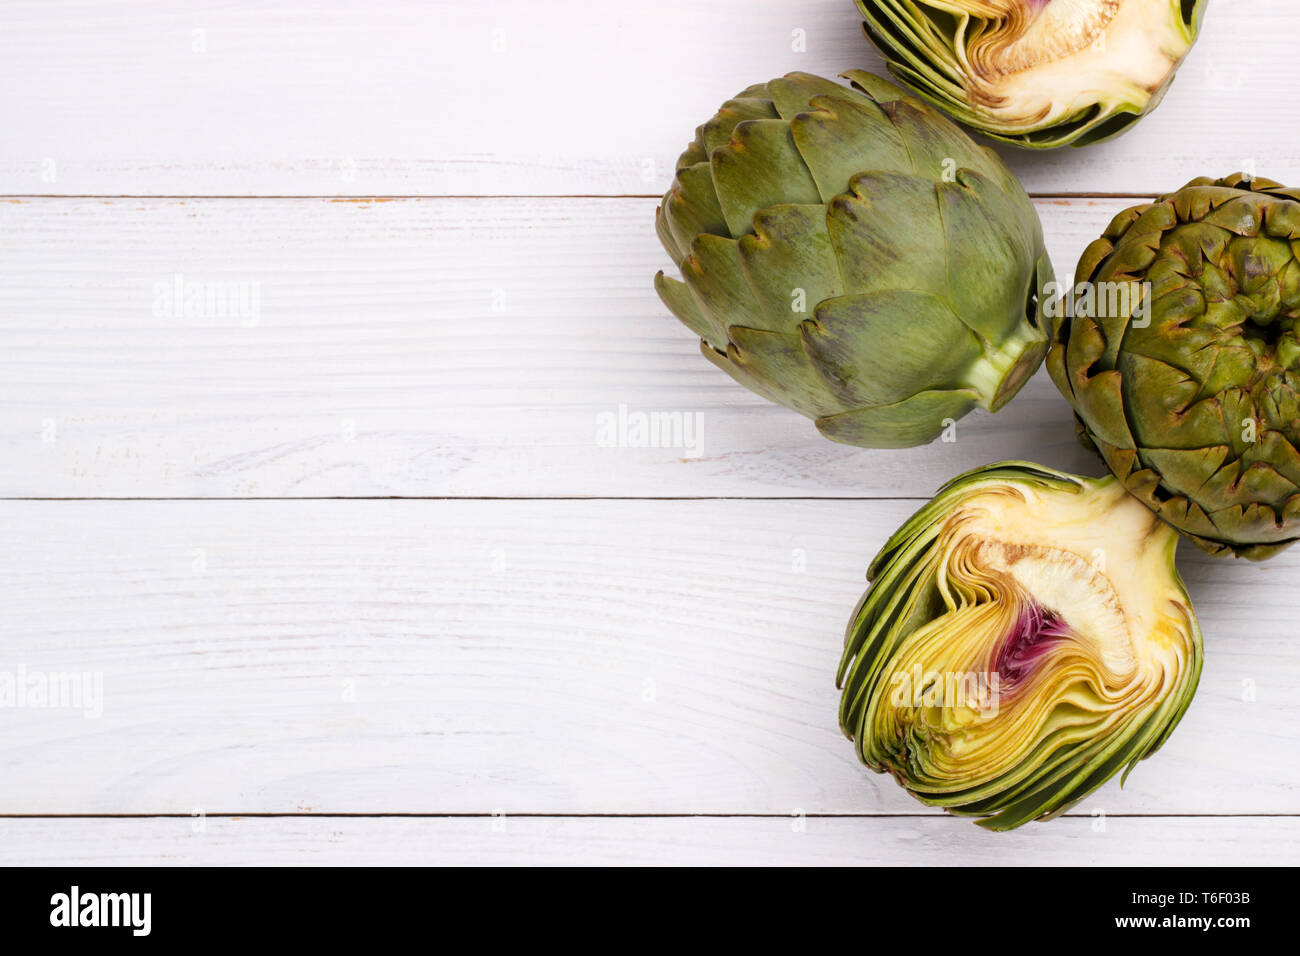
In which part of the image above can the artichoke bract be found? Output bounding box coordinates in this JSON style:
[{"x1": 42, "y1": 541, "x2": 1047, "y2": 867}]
[
  {"x1": 1048, "y1": 175, "x2": 1300, "y2": 559},
  {"x1": 837, "y1": 462, "x2": 1202, "y2": 830},
  {"x1": 654, "y1": 71, "x2": 1053, "y2": 449},
  {"x1": 857, "y1": 1, "x2": 1207, "y2": 149}
]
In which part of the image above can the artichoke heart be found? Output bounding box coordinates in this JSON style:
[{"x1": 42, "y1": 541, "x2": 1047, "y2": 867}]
[
  {"x1": 837, "y1": 461, "x2": 1202, "y2": 830},
  {"x1": 857, "y1": 0, "x2": 1207, "y2": 148},
  {"x1": 654, "y1": 71, "x2": 1053, "y2": 449}
]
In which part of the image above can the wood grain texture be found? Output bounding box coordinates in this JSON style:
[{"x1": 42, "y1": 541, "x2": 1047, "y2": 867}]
[
  {"x1": 0, "y1": 498, "x2": 1293, "y2": 818},
  {"x1": 1, "y1": 815, "x2": 1293, "y2": 866},
  {"x1": 3, "y1": 0, "x2": 1299, "y2": 865},
  {"x1": 0, "y1": 1, "x2": 1291, "y2": 196},
  {"x1": 0, "y1": 195, "x2": 1118, "y2": 498}
]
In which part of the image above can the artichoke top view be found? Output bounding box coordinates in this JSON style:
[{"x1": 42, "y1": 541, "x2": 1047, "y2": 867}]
[
  {"x1": 857, "y1": 0, "x2": 1207, "y2": 148},
  {"x1": 655, "y1": 71, "x2": 1054, "y2": 449},
  {"x1": 838, "y1": 462, "x2": 1202, "y2": 829},
  {"x1": 1049, "y1": 174, "x2": 1300, "y2": 559}
]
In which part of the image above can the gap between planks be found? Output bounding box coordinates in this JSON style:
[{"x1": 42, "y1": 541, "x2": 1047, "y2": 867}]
[
  {"x1": 0, "y1": 193, "x2": 1158, "y2": 201},
  {"x1": 0, "y1": 812, "x2": 1294, "y2": 820},
  {"x1": 0, "y1": 496, "x2": 940, "y2": 502}
]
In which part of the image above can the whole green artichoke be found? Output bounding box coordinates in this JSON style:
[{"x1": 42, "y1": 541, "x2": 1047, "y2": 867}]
[
  {"x1": 838, "y1": 461, "x2": 1203, "y2": 830},
  {"x1": 857, "y1": 0, "x2": 1207, "y2": 149},
  {"x1": 1047, "y1": 175, "x2": 1300, "y2": 559},
  {"x1": 654, "y1": 71, "x2": 1054, "y2": 449}
]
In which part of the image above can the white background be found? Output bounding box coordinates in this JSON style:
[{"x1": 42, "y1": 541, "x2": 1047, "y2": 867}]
[{"x1": 0, "y1": 1, "x2": 1297, "y2": 865}]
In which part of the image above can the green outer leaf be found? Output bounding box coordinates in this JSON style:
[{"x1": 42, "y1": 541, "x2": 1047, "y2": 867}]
[
  {"x1": 828, "y1": 171, "x2": 946, "y2": 298},
  {"x1": 654, "y1": 271, "x2": 723, "y2": 351},
  {"x1": 789, "y1": 93, "x2": 909, "y2": 201},
  {"x1": 658, "y1": 162, "x2": 728, "y2": 263},
  {"x1": 709, "y1": 119, "x2": 821, "y2": 238},
  {"x1": 814, "y1": 388, "x2": 976, "y2": 448},
  {"x1": 937, "y1": 168, "x2": 1036, "y2": 342},
  {"x1": 706, "y1": 328, "x2": 845, "y2": 420},
  {"x1": 802, "y1": 290, "x2": 980, "y2": 407},
  {"x1": 735, "y1": 204, "x2": 842, "y2": 334}
]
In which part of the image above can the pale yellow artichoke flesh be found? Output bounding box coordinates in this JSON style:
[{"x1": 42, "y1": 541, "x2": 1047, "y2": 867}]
[
  {"x1": 964, "y1": 0, "x2": 1196, "y2": 134},
  {"x1": 878, "y1": 480, "x2": 1189, "y2": 790}
]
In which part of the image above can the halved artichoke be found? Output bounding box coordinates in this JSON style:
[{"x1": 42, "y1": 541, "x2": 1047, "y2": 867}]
[
  {"x1": 837, "y1": 462, "x2": 1202, "y2": 830},
  {"x1": 857, "y1": 1, "x2": 1207, "y2": 148},
  {"x1": 654, "y1": 71, "x2": 1053, "y2": 449}
]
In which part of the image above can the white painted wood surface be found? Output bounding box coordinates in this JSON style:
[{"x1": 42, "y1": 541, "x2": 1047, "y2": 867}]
[
  {"x1": 0, "y1": 499, "x2": 1293, "y2": 817},
  {"x1": 0, "y1": 1, "x2": 1290, "y2": 196},
  {"x1": 1, "y1": 0, "x2": 1297, "y2": 866},
  {"x1": 1, "y1": 196, "x2": 1111, "y2": 498},
  {"x1": 2, "y1": 816, "x2": 1293, "y2": 867}
]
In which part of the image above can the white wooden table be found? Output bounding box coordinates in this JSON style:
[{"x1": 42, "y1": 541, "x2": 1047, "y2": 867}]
[{"x1": 1, "y1": 0, "x2": 1297, "y2": 866}]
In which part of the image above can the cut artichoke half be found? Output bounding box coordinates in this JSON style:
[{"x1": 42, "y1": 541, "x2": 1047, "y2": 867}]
[
  {"x1": 837, "y1": 461, "x2": 1202, "y2": 830},
  {"x1": 857, "y1": 0, "x2": 1207, "y2": 148}
]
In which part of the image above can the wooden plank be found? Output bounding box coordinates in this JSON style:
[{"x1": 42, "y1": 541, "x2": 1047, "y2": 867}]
[
  {"x1": 0, "y1": 195, "x2": 1119, "y2": 498},
  {"x1": 0, "y1": 1, "x2": 1290, "y2": 196},
  {"x1": 0, "y1": 498, "x2": 1293, "y2": 816},
  {"x1": 1, "y1": 815, "x2": 1294, "y2": 866}
]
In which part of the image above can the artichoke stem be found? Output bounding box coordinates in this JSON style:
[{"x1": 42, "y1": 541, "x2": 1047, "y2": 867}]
[{"x1": 965, "y1": 323, "x2": 1049, "y2": 413}]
